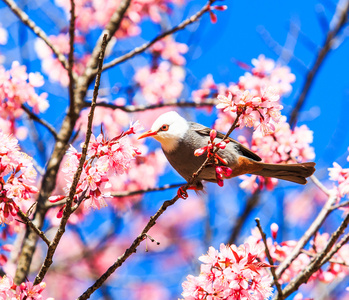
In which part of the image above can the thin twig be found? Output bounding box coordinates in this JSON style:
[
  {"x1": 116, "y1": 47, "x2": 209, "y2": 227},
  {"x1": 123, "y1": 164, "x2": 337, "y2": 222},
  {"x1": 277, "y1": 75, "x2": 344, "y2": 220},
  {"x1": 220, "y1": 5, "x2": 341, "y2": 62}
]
[
  {"x1": 21, "y1": 105, "x2": 58, "y2": 140},
  {"x1": 255, "y1": 218, "x2": 283, "y2": 299},
  {"x1": 16, "y1": 209, "x2": 51, "y2": 247},
  {"x1": 310, "y1": 174, "x2": 331, "y2": 196},
  {"x1": 68, "y1": 0, "x2": 76, "y2": 110},
  {"x1": 2, "y1": 0, "x2": 70, "y2": 70},
  {"x1": 85, "y1": 99, "x2": 217, "y2": 112},
  {"x1": 33, "y1": 34, "x2": 109, "y2": 286},
  {"x1": 300, "y1": 249, "x2": 349, "y2": 266},
  {"x1": 330, "y1": 199, "x2": 349, "y2": 211},
  {"x1": 289, "y1": 0, "x2": 349, "y2": 126},
  {"x1": 111, "y1": 183, "x2": 185, "y2": 197},
  {"x1": 101, "y1": 0, "x2": 218, "y2": 72}
]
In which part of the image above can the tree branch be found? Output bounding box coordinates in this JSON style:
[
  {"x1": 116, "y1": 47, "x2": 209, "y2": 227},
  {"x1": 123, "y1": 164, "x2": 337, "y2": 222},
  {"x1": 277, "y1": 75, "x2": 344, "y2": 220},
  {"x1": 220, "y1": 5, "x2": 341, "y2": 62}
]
[
  {"x1": 16, "y1": 209, "x2": 51, "y2": 247},
  {"x1": 83, "y1": 0, "x2": 131, "y2": 79},
  {"x1": 101, "y1": 0, "x2": 218, "y2": 72},
  {"x1": 289, "y1": 0, "x2": 349, "y2": 127},
  {"x1": 85, "y1": 99, "x2": 217, "y2": 112},
  {"x1": 33, "y1": 34, "x2": 109, "y2": 286},
  {"x1": 68, "y1": 0, "x2": 76, "y2": 110},
  {"x1": 21, "y1": 104, "x2": 58, "y2": 140},
  {"x1": 2, "y1": 0, "x2": 70, "y2": 70}
]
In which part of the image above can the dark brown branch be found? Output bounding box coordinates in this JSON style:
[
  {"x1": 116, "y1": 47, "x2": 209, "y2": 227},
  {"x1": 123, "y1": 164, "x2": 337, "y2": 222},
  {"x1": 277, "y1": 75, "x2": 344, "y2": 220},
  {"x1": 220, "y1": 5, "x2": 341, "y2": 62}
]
[
  {"x1": 17, "y1": 209, "x2": 51, "y2": 247},
  {"x1": 84, "y1": 0, "x2": 131, "y2": 79},
  {"x1": 33, "y1": 34, "x2": 109, "y2": 286},
  {"x1": 2, "y1": 0, "x2": 70, "y2": 70},
  {"x1": 21, "y1": 105, "x2": 58, "y2": 140},
  {"x1": 255, "y1": 218, "x2": 283, "y2": 299},
  {"x1": 289, "y1": 0, "x2": 349, "y2": 127},
  {"x1": 85, "y1": 99, "x2": 217, "y2": 112},
  {"x1": 101, "y1": 0, "x2": 218, "y2": 72}
]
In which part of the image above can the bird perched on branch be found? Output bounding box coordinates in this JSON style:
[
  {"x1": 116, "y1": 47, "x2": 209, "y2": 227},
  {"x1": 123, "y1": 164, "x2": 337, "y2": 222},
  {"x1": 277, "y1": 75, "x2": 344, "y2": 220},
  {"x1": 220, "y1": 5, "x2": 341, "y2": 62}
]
[{"x1": 138, "y1": 111, "x2": 315, "y2": 198}]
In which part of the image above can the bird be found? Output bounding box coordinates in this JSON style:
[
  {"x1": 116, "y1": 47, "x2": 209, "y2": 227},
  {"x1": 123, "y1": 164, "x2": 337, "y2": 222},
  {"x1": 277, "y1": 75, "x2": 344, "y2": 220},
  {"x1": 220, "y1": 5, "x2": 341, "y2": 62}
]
[{"x1": 138, "y1": 111, "x2": 316, "y2": 198}]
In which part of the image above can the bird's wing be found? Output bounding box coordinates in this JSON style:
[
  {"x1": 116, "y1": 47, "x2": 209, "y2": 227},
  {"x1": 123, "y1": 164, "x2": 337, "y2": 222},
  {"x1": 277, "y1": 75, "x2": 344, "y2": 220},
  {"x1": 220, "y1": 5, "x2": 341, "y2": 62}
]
[{"x1": 190, "y1": 122, "x2": 262, "y2": 162}]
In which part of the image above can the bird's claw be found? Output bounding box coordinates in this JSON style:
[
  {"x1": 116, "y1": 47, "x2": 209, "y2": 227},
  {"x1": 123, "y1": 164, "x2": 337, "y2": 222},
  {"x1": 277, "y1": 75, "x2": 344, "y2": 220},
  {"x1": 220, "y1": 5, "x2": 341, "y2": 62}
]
[{"x1": 177, "y1": 187, "x2": 188, "y2": 199}]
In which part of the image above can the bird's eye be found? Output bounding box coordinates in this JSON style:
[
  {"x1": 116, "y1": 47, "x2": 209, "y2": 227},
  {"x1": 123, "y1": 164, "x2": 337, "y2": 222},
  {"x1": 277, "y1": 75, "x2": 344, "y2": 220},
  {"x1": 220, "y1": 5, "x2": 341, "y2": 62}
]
[{"x1": 160, "y1": 124, "x2": 169, "y2": 131}]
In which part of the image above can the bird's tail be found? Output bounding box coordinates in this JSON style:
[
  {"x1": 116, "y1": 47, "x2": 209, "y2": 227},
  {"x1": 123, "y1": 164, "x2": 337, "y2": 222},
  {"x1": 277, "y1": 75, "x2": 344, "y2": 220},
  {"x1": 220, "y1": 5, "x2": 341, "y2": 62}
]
[{"x1": 252, "y1": 162, "x2": 316, "y2": 184}]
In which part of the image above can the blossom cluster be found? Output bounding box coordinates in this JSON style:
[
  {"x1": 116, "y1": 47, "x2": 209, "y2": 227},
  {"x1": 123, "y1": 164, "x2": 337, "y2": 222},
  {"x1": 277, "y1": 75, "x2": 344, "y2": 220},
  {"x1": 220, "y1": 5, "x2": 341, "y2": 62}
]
[
  {"x1": 328, "y1": 149, "x2": 349, "y2": 199},
  {"x1": 49, "y1": 122, "x2": 142, "y2": 211},
  {"x1": 193, "y1": 55, "x2": 295, "y2": 134},
  {"x1": 238, "y1": 116, "x2": 315, "y2": 191},
  {"x1": 55, "y1": 0, "x2": 183, "y2": 38},
  {"x1": 194, "y1": 129, "x2": 232, "y2": 187},
  {"x1": 181, "y1": 242, "x2": 273, "y2": 300},
  {"x1": 0, "y1": 274, "x2": 49, "y2": 300},
  {"x1": 0, "y1": 132, "x2": 38, "y2": 224},
  {"x1": 134, "y1": 61, "x2": 185, "y2": 104},
  {"x1": 248, "y1": 224, "x2": 349, "y2": 286},
  {"x1": 217, "y1": 87, "x2": 282, "y2": 135},
  {"x1": 0, "y1": 61, "x2": 49, "y2": 136}
]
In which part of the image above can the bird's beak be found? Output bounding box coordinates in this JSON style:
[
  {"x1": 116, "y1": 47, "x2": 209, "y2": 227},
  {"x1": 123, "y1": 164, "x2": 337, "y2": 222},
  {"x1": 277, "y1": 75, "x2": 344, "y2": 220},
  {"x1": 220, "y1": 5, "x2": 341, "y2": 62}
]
[{"x1": 137, "y1": 129, "x2": 158, "y2": 140}]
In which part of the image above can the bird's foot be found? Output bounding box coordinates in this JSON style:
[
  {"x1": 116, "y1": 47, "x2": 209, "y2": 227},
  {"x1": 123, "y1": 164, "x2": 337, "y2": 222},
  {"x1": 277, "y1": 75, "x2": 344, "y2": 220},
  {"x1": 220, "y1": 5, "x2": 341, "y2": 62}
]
[{"x1": 177, "y1": 186, "x2": 188, "y2": 199}]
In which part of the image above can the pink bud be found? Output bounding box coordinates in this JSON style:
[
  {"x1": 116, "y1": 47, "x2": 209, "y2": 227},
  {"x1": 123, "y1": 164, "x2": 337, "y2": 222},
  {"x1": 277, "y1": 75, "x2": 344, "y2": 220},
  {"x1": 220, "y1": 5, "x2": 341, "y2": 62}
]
[
  {"x1": 209, "y1": 11, "x2": 217, "y2": 23},
  {"x1": 271, "y1": 223, "x2": 279, "y2": 240},
  {"x1": 48, "y1": 195, "x2": 65, "y2": 203},
  {"x1": 20, "y1": 282, "x2": 27, "y2": 291},
  {"x1": 212, "y1": 5, "x2": 228, "y2": 11},
  {"x1": 194, "y1": 147, "x2": 207, "y2": 156},
  {"x1": 221, "y1": 166, "x2": 233, "y2": 177},
  {"x1": 210, "y1": 129, "x2": 217, "y2": 141},
  {"x1": 217, "y1": 141, "x2": 226, "y2": 149},
  {"x1": 217, "y1": 179, "x2": 224, "y2": 187},
  {"x1": 215, "y1": 166, "x2": 223, "y2": 174}
]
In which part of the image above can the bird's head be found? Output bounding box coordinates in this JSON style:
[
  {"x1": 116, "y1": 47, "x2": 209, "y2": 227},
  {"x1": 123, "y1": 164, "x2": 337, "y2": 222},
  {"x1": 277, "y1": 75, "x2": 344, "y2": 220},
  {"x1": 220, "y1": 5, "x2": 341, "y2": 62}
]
[{"x1": 138, "y1": 111, "x2": 189, "y2": 152}]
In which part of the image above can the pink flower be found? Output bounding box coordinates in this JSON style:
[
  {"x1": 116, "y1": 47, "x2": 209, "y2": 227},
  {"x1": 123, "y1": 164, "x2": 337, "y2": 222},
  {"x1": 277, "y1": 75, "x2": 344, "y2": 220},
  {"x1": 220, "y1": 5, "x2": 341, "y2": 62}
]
[{"x1": 181, "y1": 242, "x2": 273, "y2": 300}]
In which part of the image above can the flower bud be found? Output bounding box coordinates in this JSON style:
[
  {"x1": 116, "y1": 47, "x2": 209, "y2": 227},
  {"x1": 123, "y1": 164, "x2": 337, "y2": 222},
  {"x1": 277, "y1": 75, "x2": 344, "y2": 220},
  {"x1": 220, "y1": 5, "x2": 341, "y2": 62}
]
[
  {"x1": 210, "y1": 129, "x2": 217, "y2": 141},
  {"x1": 271, "y1": 223, "x2": 279, "y2": 240}
]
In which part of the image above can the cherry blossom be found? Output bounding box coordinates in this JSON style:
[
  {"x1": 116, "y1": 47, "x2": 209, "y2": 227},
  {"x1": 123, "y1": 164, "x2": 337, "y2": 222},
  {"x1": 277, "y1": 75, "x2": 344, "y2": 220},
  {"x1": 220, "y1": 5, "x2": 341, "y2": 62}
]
[
  {"x1": 134, "y1": 61, "x2": 185, "y2": 104},
  {"x1": 216, "y1": 87, "x2": 282, "y2": 135},
  {"x1": 181, "y1": 241, "x2": 273, "y2": 300},
  {"x1": 0, "y1": 132, "x2": 38, "y2": 224},
  {"x1": 0, "y1": 274, "x2": 50, "y2": 300},
  {"x1": 328, "y1": 152, "x2": 349, "y2": 198},
  {"x1": 151, "y1": 36, "x2": 189, "y2": 65},
  {"x1": 0, "y1": 61, "x2": 49, "y2": 136},
  {"x1": 49, "y1": 123, "x2": 143, "y2": 211}
]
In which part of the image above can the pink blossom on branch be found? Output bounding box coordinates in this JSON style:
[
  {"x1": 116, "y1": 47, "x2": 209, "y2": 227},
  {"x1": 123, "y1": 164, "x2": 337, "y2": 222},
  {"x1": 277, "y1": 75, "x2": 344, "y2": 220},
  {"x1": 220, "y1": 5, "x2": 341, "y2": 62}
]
[
  {"x1": 216, "y1": 87, "x2": 282, "y2": 135},
  {"x1": 181, "y1": 242, "x2": 273, "y2": 300},
  {"x1": 0, "y1": 132, "x2": 38, "y2": 225},
  {"x1": 0, "y1": 61, "x2": 49, "y2": 136},
  {"x1": 0, "y1": 274, "x2": 49, "y2": 300},
  {"x1": 328, "y1": 150, "x2": 349, "y2": 199},
  {"x1": 49, "y1": 125, "x2": 142, "y2": 211}
]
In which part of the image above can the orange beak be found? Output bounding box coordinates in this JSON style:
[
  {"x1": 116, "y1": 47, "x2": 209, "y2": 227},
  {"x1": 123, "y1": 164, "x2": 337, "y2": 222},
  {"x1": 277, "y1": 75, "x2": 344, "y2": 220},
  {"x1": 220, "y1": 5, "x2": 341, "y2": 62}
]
[{"x1": 138, "y1": 129, "x2": 158, "y2": 140}]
